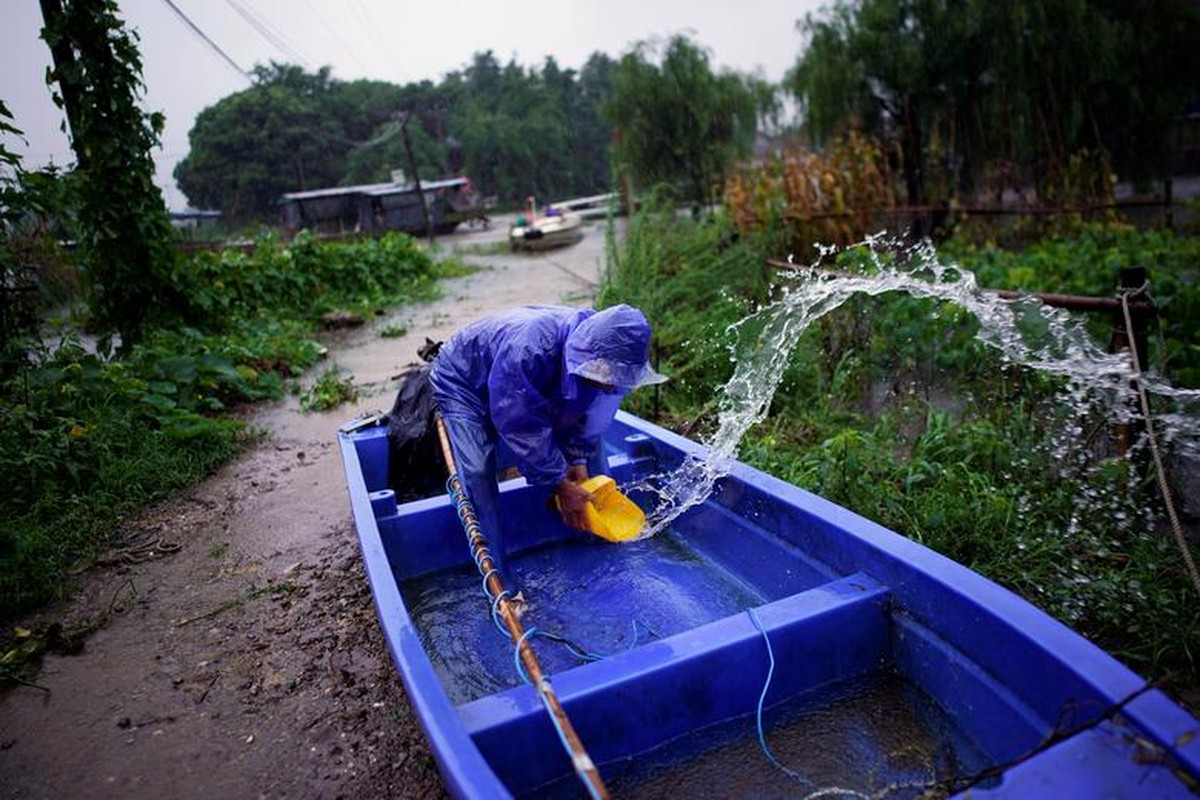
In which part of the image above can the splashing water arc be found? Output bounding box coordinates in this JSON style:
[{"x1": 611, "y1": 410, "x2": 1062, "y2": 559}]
[{"x1": 634, "y1": 234, "x2": 1200, "y2": 538}]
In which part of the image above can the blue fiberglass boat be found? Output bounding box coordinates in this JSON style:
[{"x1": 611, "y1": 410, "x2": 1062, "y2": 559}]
[{"x1": 338, "y1": 410, "x2": 1200, "y2": 798}]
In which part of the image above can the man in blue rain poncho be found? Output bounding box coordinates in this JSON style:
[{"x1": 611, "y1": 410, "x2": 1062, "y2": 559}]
[{"x1": 429, "y1": 304, "x2": 666, "y2": 589}]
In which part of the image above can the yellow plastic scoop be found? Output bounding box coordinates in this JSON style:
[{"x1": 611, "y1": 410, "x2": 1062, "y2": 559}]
[{"x1": 571, "y1": 475, "x2": 645, "y2": 542}]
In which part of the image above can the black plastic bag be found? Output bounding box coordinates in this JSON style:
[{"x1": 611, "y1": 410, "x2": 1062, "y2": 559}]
[{"x1": 384, "y1": 363, "x2": 446, "y2": 501}]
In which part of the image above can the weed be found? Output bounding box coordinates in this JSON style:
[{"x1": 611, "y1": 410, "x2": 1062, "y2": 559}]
[
  {"x1": 435, "y1": 251, "x2": 490, "y2": 273},
  {"x1": 299, "y1": 367, "x2": 358, "y2": 412},
  {"x1": 248, "y1": 580, "x2": 304, "y2": 598}
]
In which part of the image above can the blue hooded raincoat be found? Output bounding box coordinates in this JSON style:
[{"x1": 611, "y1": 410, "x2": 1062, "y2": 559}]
[{"x1": 429, "y1": 304, "x2": 664, "y2": 584}]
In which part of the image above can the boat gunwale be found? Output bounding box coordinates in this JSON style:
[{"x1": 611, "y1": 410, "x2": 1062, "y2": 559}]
[{"x1": 337, "y1": 430, "x2": 509, "y2": 798}]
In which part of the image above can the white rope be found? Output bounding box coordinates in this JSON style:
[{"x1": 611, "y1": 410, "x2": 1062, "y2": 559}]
[{"x1": 1119, "y1": 291, "x2": 1200, "y2": 596}]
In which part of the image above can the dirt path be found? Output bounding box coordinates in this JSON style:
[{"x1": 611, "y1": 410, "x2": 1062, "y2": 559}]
[{"x1": 0, "y1": 214, "x2": 615, "y2": 799}]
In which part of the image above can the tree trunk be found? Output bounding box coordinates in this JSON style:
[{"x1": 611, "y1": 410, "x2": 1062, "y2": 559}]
[{"x1": 38, "y1": 0, "x2": 86, "y2": 165}]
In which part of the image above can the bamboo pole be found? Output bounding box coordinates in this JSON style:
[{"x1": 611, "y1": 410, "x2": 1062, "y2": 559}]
[{"x1": 434, "y1": 416, "x2": 609, "y2": 800}]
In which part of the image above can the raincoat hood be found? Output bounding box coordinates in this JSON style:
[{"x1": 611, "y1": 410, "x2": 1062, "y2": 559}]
[{"x1": 564, "y1": 304, "x2": 667, "y2": 390}]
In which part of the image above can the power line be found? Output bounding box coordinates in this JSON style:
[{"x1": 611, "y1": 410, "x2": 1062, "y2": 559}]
[
  {"x1": 223, "y1": 0, "x2": 312, "y2": 67},
  {"x1": 158, "y1": 0, "x2": 251, "y2": 81},
  {"x1": 347, "y1": 0, "x2": 406, "y2": 79},
  {"x1": 298, "y1": 0, "x2": 374, "y2": 76}
]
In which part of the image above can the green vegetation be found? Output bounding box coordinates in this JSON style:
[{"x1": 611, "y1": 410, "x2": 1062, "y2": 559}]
[
  {"x1": 299, "y1": 367, "x2": 358, "y2": 413},
  {"x1": 178, "y1": 230, "x2": 440, "y2": 323},
  {"x1": 176, "y1": 53, "x2": 620, "y2": 221},
  {"x1": 603, "y1": 207, "x2": 1200, "y2": 697},
  {"x1": 945, "y1": 224, "x2": 1200, "y2": 387},
  {"x1": 176, "y1": 63, "x2": 417, "y2": 220},
  {"x1": 380, "y1": 325, "x2": 408, "y2": 339},
  {"x1": 40, "y1": 0, "x2": 180, "y2": 350},
  {"x1": 175, "y1": 39, "x2": 773, "y2": 224},
  {"x1": 789, "y1": 0, "x2": 1200, "y2": 203},
  {"x1": 0, "y1": 233, "x2": 446, "y2": 619},
  {"x1": 606, "y1": 36, "x2": 770, "y2": 209}
]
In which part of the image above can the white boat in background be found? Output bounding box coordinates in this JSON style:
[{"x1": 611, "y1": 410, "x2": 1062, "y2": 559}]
[{"x1": 509, "y1": 196, "x2": 584, "y2": 251}]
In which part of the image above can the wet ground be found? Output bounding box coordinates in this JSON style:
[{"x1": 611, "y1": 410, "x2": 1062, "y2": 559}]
[{"x1": 0, "y1": 213, "x2": 615, "y2": 799}]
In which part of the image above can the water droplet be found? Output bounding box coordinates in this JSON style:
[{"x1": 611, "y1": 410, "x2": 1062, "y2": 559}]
[{"x1": 634, "y1": 235, "x2": 1200, "y2": 536}]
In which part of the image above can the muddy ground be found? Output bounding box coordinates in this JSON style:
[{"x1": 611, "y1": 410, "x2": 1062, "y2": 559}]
[{"x1": 0, "y1": 214, "x2": 614, "y2": 799}]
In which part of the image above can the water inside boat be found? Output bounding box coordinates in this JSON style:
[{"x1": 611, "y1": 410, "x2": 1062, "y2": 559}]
[
  {"x1": 534, "y1": 672, "x2": 994, "y2": 799},
  {"x1": 397, "y1": 485, "x2": 999, "y2": 796},
  {"x1": 402, "y1": 527, "x2": 769, "y2": 705}
]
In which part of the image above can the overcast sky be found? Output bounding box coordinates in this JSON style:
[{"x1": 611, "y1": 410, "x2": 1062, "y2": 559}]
[{"x1": 1, "y1": 0, "x2": 827, "y2": 209}]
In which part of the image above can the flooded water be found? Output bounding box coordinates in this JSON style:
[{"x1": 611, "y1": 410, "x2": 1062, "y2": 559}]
[
  {"x1": 531, "y1": 671, "x2": 991, "y2": 799},
  {"x1": 401, "y1": 529, "x2": 765, "y2": 704},
  {"x1": 632, "y1": 235, "x2": 1200, "y2": 536}
]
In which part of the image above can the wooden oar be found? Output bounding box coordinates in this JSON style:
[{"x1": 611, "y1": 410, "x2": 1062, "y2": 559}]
[{"x1": 434, "y1": 415, "x2": 610, "y2": 800}]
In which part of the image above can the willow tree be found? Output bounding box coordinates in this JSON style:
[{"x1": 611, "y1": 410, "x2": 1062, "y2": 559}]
[
  {"x1": 40, "y1": 0, "x2": 180, "y2": 349},
  {"x1": 449, "y1": 52, "x2": 573, "y2": 203},
  {"x1": 606, "y1": 35, "x2": 764, "y2": 210},
  {"x1": 788, "y1": 0, "x2": 1200, "y2": 205},
  {"x1": 444, "y1": 51, "x2": 617, "y2": 204}
]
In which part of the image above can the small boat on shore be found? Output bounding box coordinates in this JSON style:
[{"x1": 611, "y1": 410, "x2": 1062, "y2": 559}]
[
  {"x1": 338, "y1": 410, "x2": 1200, "y2": 798},
  {"x1": 509, "y1": 197, "x2": 584, "y2": 251}
]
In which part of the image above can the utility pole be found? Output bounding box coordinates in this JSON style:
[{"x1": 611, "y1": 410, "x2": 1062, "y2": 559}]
[{"x1": 400, "y1": 113, "x2": 433, "y2": 243}]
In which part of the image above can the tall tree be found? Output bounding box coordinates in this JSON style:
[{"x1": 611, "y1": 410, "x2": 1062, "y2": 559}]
[
  {"x1": 175, "y1": 63, "x2": 348, "y2": 220},
  {"x1": 176, "y1": 51, "x2": 621, "y2": 214},
  {"x1": 574, "y1": 53, "x2": 619, "y2": 194},
  {"x1": 788, "y1": 0, "x2": 1200, "y2": 205},
  {"x1": 448, "y1": 52, "x2": 580, "y2": 203},
  {"x1": 605, "y1": 35, "x2": 762, "y2": 209},
  {"x1": 39, "y1": 0, "x2": 179, "y2": 349},
  {"x1": 789, "y1": 0, "x2": 957, "y2": 207}
]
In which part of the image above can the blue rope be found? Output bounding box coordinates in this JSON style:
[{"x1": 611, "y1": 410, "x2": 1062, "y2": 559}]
[
  {"x1": 747, "y1": 607, "x2": 808, "y2": 786},
  {"x1": 444, "y1": 444, "x2": 616, "y2": 800},
  {"x1": 480, "y1": 567, "x2": 499, "y2": 596},
  {"x1": 536, "y1": 683, "x2": 605, "y2": 800},
  {"x1": 513, "y1": 626, "x2": 539, "y2": 684},
  {"x1": 449, "y1": 464, "x2": 657, "y2": 734},
  {"x1": 514, "y1": 618, "x2": 660, "y2": 668},
  {"x1": 442, "y1": 436, "x2": 603, "y2": 799},
  {"x1": 472, "y1": 544, "x2": 491, "y2": 572},
  {"x1": 490, "y1": 589, "x2": 512, "y2": 635},
  {"x1": 630, "y1": 618, "x2": 659, "y2": 645},
  {"x1": 534, "y1": 630, "x2": 606, "y2": 663}
]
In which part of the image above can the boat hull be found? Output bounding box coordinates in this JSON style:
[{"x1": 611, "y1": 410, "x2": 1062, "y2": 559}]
[
  {"x1": 509, "y1": 213, "x2": 584, "y2": 251},
  {"x1": 338, "y1": 410, "x2": 1200, "y2": 798}
]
